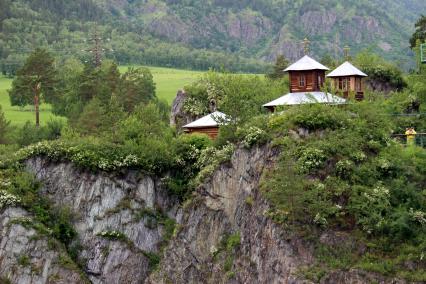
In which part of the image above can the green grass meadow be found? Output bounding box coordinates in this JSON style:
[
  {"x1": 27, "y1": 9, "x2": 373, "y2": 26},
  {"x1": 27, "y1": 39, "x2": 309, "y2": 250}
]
[{"x1": 0, "y1": 66, "x2": 205, "y2": 126}]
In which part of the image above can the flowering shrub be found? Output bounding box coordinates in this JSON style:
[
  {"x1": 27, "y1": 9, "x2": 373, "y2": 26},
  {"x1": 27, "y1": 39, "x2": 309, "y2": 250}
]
[
  {"x1": 409, "y1": 208, "x2": 426, "y2": 225},
  {"x1": 335, "y1": 159, "x2": 354, "y2": 179},
  {"x1": 0, "y1": 140, "x2": 170, "y2": 173},
  {"x1": 0, "y1": 190, "x2": 21, "y2": 209},
  {"x1": 97, "y1": 230, "x2": 127, "y2": 241},
  {"x1": 313, "y1": 213, "x2": 328, "y2": 227},
  {"x1": 194, "y1": 143, "x2": 235, "y2": 185},
  {"x1": 240, "y1": 126, "x2": 267, "y2": 148},
  {"x1": 298, "y1": 148, "x2": 327, "y2": 174}
]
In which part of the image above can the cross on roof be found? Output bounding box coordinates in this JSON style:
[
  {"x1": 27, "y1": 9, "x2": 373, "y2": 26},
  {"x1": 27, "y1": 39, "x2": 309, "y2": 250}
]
[{"x1": 303, "y1": 38, "x2": 310, "y2": 55}]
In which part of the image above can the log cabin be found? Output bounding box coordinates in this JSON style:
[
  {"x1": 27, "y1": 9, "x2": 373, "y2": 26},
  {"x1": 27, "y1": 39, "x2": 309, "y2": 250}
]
[
  {"x1": 263, "y1": 55, "x2": 346, "y2": 111},
  {"x1": 326, "y1": 61, "x2": 368, "y2": 100},
  {"x1": 182, "y1": 111, "x2": 228, "y2": 139}
]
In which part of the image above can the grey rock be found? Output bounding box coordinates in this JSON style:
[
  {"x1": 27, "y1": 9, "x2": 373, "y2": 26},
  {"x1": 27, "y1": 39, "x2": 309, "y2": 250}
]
[{"x1": 25, "y1": 157, "x2": 180, "y2": 284}]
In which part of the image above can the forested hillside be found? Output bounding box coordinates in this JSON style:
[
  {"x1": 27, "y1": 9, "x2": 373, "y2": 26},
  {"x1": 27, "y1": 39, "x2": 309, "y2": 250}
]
[{"x1": 0, "y1": 0, "x2": 424, "y2": 73}]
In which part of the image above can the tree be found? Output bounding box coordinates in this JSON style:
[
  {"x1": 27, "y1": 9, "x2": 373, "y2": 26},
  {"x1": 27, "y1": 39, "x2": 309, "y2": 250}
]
[
  {"x1": 119, "y1": 67, "x2": 156, "y2": 112},
  {"x1": 267, "y1": 55, "x2": 289, "y2": 80},
  {"x1": 8, "y1": 49, "x2": 57, "y2": 126},
  {"x1": 320, "y1": 54, "x2": 337, "y2": 69},
  {"x1": 410, "y1": 15, "x2": 426, "y2": 49},
  {"x1": 0, "y1": 105, "x2": 10, "y2": 144}
]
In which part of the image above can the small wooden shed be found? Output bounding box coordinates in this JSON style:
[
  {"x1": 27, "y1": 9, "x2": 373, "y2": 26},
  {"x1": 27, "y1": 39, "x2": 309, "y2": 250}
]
[
  {"x1": 182, "y1": 111, "x2": 228, "y2": 139},
  {"x1": 326, "y1": 61, "x2": 368, "y2": 100}
]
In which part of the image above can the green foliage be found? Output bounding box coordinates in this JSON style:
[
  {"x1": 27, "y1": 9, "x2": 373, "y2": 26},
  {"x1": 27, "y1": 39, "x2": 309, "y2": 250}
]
[
  {"x1": 168, "y1": 133, "x2": 213, "y2": 199},
  {"x1": 183, "y1": 71, "x2": 287, "y2": 126},
  {"x1": 267, "y1": 55, "x2": 289, "y2": 80},
  {"x1": 142, "y1": 251, "x2": 161, "y2": 271},
  {"x1": 193, "y1": 143, "x2": 235, "y2": 186},
  {"x1": 260, "y1": 102, "x2": 426, "y2": 280},
  {"x1": 17, "y1": 255, "x2": 30, "y2": 267},
  {"x1": 8, "y1": 49, "x2": 57, "y2": 108},
  {"x1": 0, "y1": 105, "x2": 10, "y2": 144},
  {"x1": 354, "y1": 51, "x2": 407, "y2": 91},
  {"x1": 410, "y1": 15, "x2": 426, "y2": 49},
  {"x1": 13, "y1": 119, "x2": 64, "y2": 147},
  {"x1": 119, "y1": 67, "x2": 156, "y2": 113},
  {"x1": 0, "y1": 0, "x2": 420, "y2": 72},
  {"x1": 269, "y1": 104, "x2": 350, "y2": 131}
]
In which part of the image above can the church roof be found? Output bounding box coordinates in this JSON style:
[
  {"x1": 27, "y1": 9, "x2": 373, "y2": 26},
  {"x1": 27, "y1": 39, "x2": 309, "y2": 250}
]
[
  {"x1": 284, "y1": 55, "x2": 330, "y2": 72},
  {"x1": 263, "y1": 92, "x2": 346, "y2": 107},
  {"x1": 326, "y1": 61, "x2": 367, "y2": 77},
  {"x1": 182, "y1": 111, "x2": 228, "y2": 128}
]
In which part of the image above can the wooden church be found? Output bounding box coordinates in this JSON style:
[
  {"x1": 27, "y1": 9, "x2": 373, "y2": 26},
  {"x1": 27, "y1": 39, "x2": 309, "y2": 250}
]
[
  {"x1": 263, "y1": 55, "x2": 346, "y2": 111},
  {"x1": 326, "y1": 61, "x2": 368, "y2": 100}
]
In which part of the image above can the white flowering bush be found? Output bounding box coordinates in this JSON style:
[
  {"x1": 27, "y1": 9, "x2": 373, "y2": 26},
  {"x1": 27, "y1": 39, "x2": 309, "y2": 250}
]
[
  {"x1": 0, "y1": 140, "x2": 158, "y2": 173},
  {"x1": 182, "y1": 97, "x2": 208, "y2": 116},
  {"x1": 409, "y1": 208, "x2": 426, "y2": 225},
  {"x1": 194, "y1": 143, "x2": 235, "y2": 185},
  {"x1": 0, "y1": 178, "x2": 11, "y2": 189},
  {"x1": 335, "y1": 159, "x2": 354, "y2": 178},
  {"x1": 313, "y1": 213, "x2": 328, "y2": 227},
  {"x1": 298, "y1": 148, "x2": 327, "y2": 173},
  {"x1": 0, "y1": 190, "x2": 21, "y2": 209},
  {"x1": 241, "y1": 126, "x2": 267, "y2": 148},
  {"x1": 97, "y1": 230, "x2": 127, "y2": 241}
]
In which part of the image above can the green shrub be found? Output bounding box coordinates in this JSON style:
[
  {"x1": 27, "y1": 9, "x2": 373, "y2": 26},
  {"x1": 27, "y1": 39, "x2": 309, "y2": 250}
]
[{"x1": 17, "y1": 255, "x2": 30, "y2": 267}]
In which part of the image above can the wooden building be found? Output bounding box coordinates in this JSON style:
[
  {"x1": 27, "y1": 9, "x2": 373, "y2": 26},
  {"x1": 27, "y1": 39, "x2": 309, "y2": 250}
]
[
  {"x1": 326, "y1": 61, "x2": 368, "y2": 100},
  {"x1": 286, "y1": 55, "x2": 329, "y2": 93},
  {"x1": 263, "y1": 55, "x2": 346, "y2": 111},
  {"x1": 182, "y1": 111, "x2": 227, "y2": 139}
]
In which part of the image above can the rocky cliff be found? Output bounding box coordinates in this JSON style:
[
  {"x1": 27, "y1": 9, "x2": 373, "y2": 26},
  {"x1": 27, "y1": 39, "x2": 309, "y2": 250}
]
[
  {"x1": 148, "y1": 145, "x2": 413, "y2": 284},
  {"x1": 0, "y1": 146, "x2": 416, "y2": 283},
  {"x1": 1, "y1": 157, "x2": 181, "y2": 284}
]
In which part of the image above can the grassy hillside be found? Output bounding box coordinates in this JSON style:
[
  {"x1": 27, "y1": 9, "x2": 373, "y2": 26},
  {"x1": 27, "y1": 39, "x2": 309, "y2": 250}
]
[{"x1": 0, "y1": 66, "x2": 204, "y2": 125}]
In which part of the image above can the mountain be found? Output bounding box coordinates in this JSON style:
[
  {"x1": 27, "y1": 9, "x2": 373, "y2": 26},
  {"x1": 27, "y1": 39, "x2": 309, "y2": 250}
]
[{"x1": 0, "y1": 0, "x2": 424, "y2": 72}]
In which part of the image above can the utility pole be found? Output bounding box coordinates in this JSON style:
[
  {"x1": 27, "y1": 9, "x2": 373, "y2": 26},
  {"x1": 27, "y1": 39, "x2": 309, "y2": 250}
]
[
  {"x1": 92, "y1": 27, "x2": 102, "y2": 67},
  {"x1": 84, "y1": 26, "x2": 113, "y2": 67}
]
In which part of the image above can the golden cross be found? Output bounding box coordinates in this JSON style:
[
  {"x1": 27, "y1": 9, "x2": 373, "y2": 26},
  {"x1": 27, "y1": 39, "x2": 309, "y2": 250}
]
[
  {"x1": 343, "y1": 45, "x2": 350, "y2": 60},
  {"x1": 303, "y1": 38, "x2": 310, "y2": 55}
]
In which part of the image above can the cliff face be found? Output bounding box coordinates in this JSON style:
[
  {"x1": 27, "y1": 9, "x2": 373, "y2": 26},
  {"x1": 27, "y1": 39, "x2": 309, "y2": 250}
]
[
  {"x1": 22, "y1": 157, "x2": 181, "y2": 284},
  {"x1": 0, "y1": 147, "x2": 416, "y2": 283},
  {"x1": 148, "y1": 145, "x2": 412, "y2": 284},
  {"x1": 0, "y1": 207, "x2": 86, "y2": 284},
  {"x1": 146, "y1": 145, "x2": 314, "y2": 283}
]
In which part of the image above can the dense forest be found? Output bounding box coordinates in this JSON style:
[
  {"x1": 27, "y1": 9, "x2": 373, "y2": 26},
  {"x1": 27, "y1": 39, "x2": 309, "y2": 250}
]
[{"x1": 0, "y1": 0, "x2": 424, "y2": 74}]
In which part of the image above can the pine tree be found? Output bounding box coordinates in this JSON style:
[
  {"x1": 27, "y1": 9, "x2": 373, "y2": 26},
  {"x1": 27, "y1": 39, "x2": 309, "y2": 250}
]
[
  {"x1": 267, "y1": 55, "x2": 289, "y2": 80},
  {"x1": 8, "y1": 48, "x2": 57, "y2": 127}
]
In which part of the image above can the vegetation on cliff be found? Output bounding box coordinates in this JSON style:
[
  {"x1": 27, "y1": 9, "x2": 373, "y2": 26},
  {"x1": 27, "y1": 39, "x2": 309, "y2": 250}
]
[{"x1": 1, "y1": 24, "x2": 426, "y2": 281}]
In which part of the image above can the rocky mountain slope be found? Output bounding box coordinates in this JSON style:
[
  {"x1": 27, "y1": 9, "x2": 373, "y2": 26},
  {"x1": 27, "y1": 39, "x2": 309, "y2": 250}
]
[
  {"x1": 96, "y1": 0, "x2": 423, "y2": 66},
  {"x1": 0, "y1": 145, "x2": 418, "y2": 283},
  {"x1": 0, "y1": 0, "x2": 424, "y2": 71}
]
